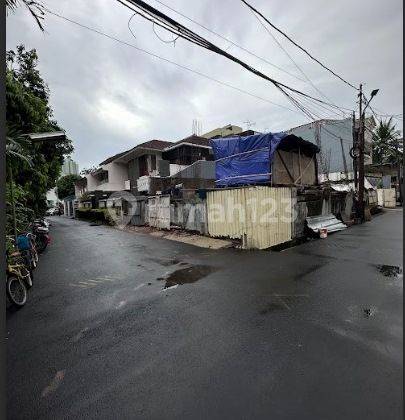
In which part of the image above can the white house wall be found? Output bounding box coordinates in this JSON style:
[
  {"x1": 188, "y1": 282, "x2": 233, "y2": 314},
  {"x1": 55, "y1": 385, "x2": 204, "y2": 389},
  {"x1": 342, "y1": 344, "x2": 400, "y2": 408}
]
[
  {"x1": 86, "y1": 162, "x2": 129, "y2": 192},
  {"x1": 85, "y1": 173, "x2": 99, "y2": 192}
]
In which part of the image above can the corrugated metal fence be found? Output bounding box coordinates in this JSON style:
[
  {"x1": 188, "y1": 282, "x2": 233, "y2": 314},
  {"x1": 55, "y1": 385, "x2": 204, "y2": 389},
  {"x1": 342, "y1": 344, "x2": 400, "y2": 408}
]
[{"x1": 207, "y1": 186, "x2": 292, "y2": 249}]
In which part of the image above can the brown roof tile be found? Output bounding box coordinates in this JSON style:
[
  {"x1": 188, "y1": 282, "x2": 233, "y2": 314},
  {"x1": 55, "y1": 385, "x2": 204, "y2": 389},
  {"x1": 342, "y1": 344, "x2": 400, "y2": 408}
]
[
  {"x1": 174, "y1": 135, "x2": 210, "y2": 146},
  {"x1": 99, "y1": 139, "x2": 173, "y2": 165},
  {"x1": 137, "y1": 139, "x2": 173, "y2": 150}
]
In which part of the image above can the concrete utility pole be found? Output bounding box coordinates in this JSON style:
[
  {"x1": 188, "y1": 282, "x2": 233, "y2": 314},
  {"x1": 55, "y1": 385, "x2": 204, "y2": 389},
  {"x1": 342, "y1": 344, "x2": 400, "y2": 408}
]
[
  {"x1": 352, "y1": 111, "x2": 358, "y2": 190},
  {"x1": 395, "y1": 137, "x2": 403, "y2": 205},
  {"x1": 358, "y1": 84, "x2": 365, "y2": 221},
  {"x1": 340, "y1": 137, "x2": 348, "y2": 179}
]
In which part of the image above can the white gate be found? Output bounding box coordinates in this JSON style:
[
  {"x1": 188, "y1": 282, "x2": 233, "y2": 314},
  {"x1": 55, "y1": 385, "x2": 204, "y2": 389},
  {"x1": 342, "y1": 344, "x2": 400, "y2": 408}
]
[{"x1": 148, "y1": 195, "x2": 171, "y2": 229}]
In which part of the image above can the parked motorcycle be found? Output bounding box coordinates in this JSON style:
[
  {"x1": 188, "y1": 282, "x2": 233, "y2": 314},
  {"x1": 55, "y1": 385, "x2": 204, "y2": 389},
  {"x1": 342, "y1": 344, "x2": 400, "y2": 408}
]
[
  {"x1": 34, "y1": 218, "x2": 50, "y2": 228},
  {"x1": 31, "y1": 222, "x2": 51, "y2": 253}
]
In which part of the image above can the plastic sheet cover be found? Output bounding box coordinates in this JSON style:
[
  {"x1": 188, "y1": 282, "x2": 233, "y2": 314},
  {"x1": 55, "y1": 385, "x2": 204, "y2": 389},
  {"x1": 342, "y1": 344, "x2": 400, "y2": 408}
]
[{"x1": 210, "y1": 132, "x2": 287, "y2": 187}]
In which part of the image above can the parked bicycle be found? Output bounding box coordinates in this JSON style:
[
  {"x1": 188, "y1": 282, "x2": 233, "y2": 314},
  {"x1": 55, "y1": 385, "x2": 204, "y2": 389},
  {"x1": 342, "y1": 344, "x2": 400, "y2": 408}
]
[
  {"x1": 6, "y1": 265, "x2": 28, "y2": 308},
  {"x1": 6, "y1": 249, "x2": 34, "y2": 308}
]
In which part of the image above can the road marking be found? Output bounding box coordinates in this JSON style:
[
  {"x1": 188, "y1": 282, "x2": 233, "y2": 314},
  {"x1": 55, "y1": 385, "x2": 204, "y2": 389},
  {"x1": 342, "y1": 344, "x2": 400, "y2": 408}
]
[
  {"x1": 278, "y1": 298, "x2": 291, "y2": 311},
  {"x1": 70, "y1": 276, "x2": 119, "y2": 288},
  {"x1": 117, "y1": 300, "x2": 127, "y2": 308},
  {"x1": 41, "y1": 370, "x2": 65, "y2": 397},
  {"x1": 78, "y1": 281, "x2": 96, "y2": 286},
  {"x1": 133, "y1": 283, "x2": 146, "y2": 291},
  {"x1": 72, "y1": 327, "x2": 89, "y2": 342},
  {"x1": 160, "y1": 284, "x2": 178, "y2": 291}
]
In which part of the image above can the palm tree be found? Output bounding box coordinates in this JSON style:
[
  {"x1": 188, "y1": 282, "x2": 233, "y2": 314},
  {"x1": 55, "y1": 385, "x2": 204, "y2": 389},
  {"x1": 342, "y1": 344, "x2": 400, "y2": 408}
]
[
  {"x1": 6, "y1": 125, "x2": 33, "y2": 166},
  {"x1": 372, "y1": 117, "x2": 402, "y2": 165},
  {"x1": 6, "y1": 125, "x2": 33, "y2": 241},
  {"x1": 6, "y1": 0, "x2": 45, "y2": 31}
]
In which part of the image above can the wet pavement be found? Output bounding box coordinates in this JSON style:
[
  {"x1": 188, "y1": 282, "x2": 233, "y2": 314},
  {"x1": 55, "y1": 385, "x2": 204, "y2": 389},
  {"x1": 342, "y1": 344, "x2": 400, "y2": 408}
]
[{"x1": 7, "y1": 209, "x2": 403, "y2": 419}]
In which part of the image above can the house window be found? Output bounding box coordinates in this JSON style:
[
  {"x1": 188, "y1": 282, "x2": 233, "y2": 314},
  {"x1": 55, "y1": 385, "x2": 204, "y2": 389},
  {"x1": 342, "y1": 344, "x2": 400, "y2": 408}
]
[
  {"x1": 99, "y1": 171, "x2": 109, "y2": 184},
  {"x1": 151, "y1": 155, "x2": 156, "y2": 171},
  {"x1": 139, "y1": 155, "x2": 148, "y2": 176}
]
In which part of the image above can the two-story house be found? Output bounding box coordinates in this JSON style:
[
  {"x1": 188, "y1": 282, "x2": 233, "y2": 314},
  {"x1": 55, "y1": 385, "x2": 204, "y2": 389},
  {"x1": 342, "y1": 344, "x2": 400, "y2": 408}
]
[
  {"x1": 74, "y1": 135, "x2": 216, "y2": 202},
  {"x1": 120, "y1": 135, "x2": 214, "y2": 194},
  {"x1": 75, "y1": 140, "x2": 174, "y2": 200}
]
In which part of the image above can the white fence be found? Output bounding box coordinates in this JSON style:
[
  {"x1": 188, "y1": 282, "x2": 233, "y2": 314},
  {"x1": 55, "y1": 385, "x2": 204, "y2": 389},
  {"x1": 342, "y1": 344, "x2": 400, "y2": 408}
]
[{"x1": 148, "y1": 195, "x2": 170, "y2": 229}]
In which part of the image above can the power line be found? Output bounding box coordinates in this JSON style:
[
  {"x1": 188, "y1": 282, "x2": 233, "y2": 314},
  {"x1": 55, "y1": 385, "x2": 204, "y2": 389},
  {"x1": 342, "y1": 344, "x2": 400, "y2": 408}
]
[
  {"x1": 117, "y1": 0, "x2": 354, "y2": 114},
  {"x1": 295, "y1": 93, "x2": 349, "y2": 120},
  {"x1": 240, "y1": 0, "x2": 358, "y2": 91},
  {"x1": 151, "y1": 0, "x2": 308, "y2": 84},
  {"x1": 43, "y1": 8, "x2": 301, "y2": 116},
  {"x1": 246, "y1": 5, "x2": 338, "y2": 108},
  {"x1": 44, "y1": 6, "x2": 354, "y2": 150},
  {"x1": 119, "y1": 1, "x2": 357, "y2": 146}
]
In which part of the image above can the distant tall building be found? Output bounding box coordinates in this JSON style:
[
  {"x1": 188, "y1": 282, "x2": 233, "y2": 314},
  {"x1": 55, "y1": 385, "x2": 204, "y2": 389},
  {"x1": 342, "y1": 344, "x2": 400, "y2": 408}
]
[{"x1": 62, "y1": 157, "x2": 79, "y2": 176}]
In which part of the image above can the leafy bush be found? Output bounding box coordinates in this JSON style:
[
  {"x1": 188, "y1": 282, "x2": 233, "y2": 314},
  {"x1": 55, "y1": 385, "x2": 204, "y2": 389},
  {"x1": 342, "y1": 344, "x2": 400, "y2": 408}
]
[{"x1": 75, "y1": 208, "x2": 116, "y2": 226}]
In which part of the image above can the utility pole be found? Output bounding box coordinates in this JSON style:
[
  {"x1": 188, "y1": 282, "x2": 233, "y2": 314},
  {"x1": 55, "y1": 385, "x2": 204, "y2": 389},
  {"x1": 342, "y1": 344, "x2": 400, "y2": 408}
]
[
  {"x1": 395, "y1": 137, "x2": 402, "y2": 205},
  {"x1": 357, "y1": 83, "x2": 365, "y2": 221},
  {"x1": 340, "y1": 138, "x2": 348, "y2": 179},
  {"x1": 352, "y1": 111, "x2": 358, "y2": 190}
]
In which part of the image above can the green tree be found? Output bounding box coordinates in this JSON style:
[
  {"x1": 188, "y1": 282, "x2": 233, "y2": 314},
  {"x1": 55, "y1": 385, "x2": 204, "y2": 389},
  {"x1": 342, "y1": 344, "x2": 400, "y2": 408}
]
[
  {"x1": 56, "y1": 174, "x2": 81, "y2": 200},
  {"x1": 372, "y1": 117, "x2": 403, "y2": 165},
  {"x1": 6, "y1": 45, "x2": 73, "y2": 215}
]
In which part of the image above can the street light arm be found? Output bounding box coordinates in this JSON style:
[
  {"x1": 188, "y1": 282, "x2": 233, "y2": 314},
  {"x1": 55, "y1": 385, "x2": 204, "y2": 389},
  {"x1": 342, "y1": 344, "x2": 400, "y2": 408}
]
[{"x1": 362, "y1": 89, "x2": 379, "y2": 116}]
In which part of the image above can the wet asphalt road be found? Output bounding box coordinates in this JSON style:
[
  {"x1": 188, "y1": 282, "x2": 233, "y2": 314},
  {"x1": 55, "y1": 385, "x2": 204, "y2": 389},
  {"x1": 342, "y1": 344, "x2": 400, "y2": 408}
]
[{"x1": 7, "y1": 210, "x2": 403, "y2": 419}]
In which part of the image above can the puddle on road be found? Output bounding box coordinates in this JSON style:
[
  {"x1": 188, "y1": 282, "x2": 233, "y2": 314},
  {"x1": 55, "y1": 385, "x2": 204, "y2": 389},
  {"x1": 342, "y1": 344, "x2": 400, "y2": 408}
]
[
  {"x1": 158, "y1": 264, "x2": 216, "y2": 289},
  {"x1": 363, "y1": 308, "x2": 375, "y2": 318},
  {"x1": 147, "y1": 257, "x2": 182, "y2": 267},
  {"x1": 376, "y1": 265, "x2": 402, "y2": 278},
  {"x1": 259, "y1": 295, "x2": 308, "y2": 315},
  {"x1": 347, "y1": 304, "x2": 378, "y2": 320}
]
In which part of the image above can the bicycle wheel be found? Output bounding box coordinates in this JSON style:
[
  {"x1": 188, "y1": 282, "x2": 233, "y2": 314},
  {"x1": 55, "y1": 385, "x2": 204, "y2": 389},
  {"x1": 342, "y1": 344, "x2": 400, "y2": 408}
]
[{"x1": 7, "y1": 276, "x2": 27, "y2": 308}]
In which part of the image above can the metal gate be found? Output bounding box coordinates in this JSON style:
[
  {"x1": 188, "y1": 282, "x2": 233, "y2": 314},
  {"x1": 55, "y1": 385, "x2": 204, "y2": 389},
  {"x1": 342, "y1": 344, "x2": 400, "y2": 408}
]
[{"x1": 207, "y1": 186, "x2": 292, "y2": 249}]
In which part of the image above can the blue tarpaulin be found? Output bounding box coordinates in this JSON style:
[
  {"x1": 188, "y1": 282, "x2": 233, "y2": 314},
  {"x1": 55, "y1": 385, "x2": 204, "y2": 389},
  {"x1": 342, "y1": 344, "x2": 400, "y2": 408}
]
[{"x1": 210, "y1": 132, "x2": 288, "y2": 187}]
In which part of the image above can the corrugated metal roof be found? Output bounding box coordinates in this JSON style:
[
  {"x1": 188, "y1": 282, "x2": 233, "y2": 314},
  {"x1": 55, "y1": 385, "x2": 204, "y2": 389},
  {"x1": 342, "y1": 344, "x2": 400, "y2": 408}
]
[
  {"x1": 306, "y1": 214, "x2": 347, "y2": 233},
  {"x1": 172, "y1": 160, "x2": 215, "y2": 179},
  {"x1": 330, "y1": 178, "x2": 375, "y2": 192}
]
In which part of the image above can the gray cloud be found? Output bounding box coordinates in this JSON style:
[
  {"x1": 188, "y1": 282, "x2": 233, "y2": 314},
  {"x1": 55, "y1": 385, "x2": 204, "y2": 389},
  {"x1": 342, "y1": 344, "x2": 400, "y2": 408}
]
[{"x1": 6, "y1": 0, "x2": 403, "y2": 169}]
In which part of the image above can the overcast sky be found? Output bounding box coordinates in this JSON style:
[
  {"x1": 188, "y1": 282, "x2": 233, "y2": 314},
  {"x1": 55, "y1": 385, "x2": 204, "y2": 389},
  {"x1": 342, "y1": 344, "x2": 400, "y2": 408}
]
[{"x1": 6, "y1": 0, "x2": 403, "y2": 169}]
